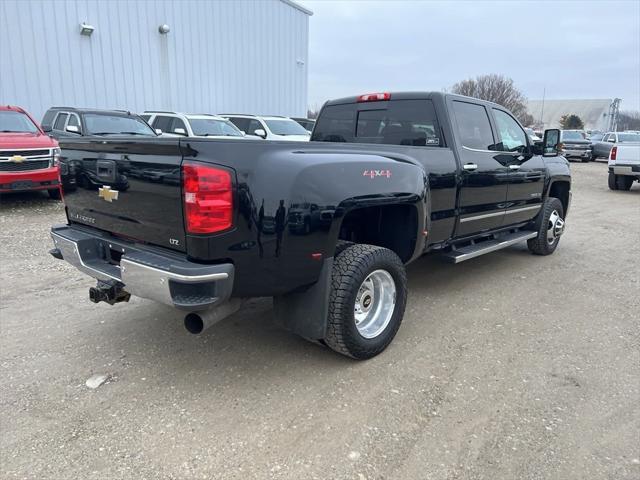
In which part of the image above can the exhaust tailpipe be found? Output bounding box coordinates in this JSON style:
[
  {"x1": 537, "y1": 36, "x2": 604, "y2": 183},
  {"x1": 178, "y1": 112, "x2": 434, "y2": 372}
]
[{"x1": 184, "y1": 299, "x2": 243, "y2": 335}]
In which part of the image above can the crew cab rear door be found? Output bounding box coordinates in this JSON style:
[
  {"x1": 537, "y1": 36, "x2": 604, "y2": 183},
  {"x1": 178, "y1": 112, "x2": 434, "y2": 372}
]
[
  {"x1": 490, "y1": 108, "x2": 545, "y2": 226},
  {"x1": 449, "y1": 99, "x2": 509, "y2": 236},
  {"x1": 61, "y1": 137, "x2": 186, "y2": 252}
]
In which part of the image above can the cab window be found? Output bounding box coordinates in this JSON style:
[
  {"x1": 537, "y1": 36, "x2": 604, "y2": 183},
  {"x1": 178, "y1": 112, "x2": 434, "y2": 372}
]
[
  {"x1": 492, "y1": 109, "x2": 528, "y2": 153},
  {"x1": 67, "y1": 114, "x2": 81, "y2": 132},
  {"x1": 53, "y1": 113, "x2": 68, "y2": 131},
  {"x1": 152, "y1": 116, "x2": 173, "y2": 133},
  {"x1": 451, "y1": 101, "x2": 496, "y2": 150}
]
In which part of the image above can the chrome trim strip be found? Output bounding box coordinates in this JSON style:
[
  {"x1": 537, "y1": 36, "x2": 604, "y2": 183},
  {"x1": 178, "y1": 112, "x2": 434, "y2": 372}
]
[
  {"x1": 119, "y1": 258, "x2": 229, "y2": 283},
  {"x1": 459, "y1": 210, "x2": 504, "y2": 223},
  {"x1": 460, "y1": 205, "x2": 541, "y2": 223},
  {"x1": 505, "y1": 205, "x2": 541, "y2": 215},
  {"x1": 0, "y1": 157, "x2": 52, "y2": 162},
  {"x1": 0, "y1": 148, "x2": 54, "y2": 161},
  {"x1": 0, "y1": 147, "x2": 53, "y2": 152},
  {"x1": 462, "y1": 145, "x2": 498, "y2": 154}
]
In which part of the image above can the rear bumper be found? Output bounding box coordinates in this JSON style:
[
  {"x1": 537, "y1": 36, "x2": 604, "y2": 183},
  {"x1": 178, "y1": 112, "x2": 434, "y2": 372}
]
[
  {"x1": 50, "y1": 224, "x2": 234, "y2": 310},
  {"x1": 609, "y1": 165, "x2": 640, "y2": 176},
  {"x1": 0, "y1": 167, "x2": 60, "y2": 192}
]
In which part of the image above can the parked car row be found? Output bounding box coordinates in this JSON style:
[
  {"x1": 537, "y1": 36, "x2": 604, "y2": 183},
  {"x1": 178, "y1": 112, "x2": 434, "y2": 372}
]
[{"x1": 0, "y1": 105, "x2": 316, "y2": 198}]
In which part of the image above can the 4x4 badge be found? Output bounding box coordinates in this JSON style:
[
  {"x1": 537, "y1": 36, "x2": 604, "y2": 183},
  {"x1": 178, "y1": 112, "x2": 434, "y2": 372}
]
[{"x1": 98, "y1": 186, "x2": 119, "y2": 202}]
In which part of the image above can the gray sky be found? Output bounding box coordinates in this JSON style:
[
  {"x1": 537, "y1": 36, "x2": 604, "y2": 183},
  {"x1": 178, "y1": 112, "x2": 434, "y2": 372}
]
[{"x1": 300, "y1": 0, "x2": 640, "y2": 112}]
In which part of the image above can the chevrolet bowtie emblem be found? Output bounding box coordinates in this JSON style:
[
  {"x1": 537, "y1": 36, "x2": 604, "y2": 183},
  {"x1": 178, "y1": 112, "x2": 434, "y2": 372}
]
[
  {"x1": 98, "y1": 186, "x2": 119, "y2": 202},
  {"x1": 10, "y1": 155, "x2": 25, "y2": 163}
]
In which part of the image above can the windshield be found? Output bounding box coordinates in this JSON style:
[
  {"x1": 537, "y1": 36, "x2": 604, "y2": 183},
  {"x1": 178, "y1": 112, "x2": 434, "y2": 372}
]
[
  {"x1": 265, "y1": 119, "x2": 310, "y2": 136},
  {"x1": 0, "y1": 111, "x2": 39, "y2": 133},
  {"x1": 84, "y1": 114, "x2": 156, "y2": 136},
  {"x1": 189, "y1": 118, "x2": 243, "y2": 137},
  {"x1": 618, "y1": 133, "x2": 640, "y2": 142},
  {"x1": 562, "y1": 131, "x2": 586, "y2": 141}
]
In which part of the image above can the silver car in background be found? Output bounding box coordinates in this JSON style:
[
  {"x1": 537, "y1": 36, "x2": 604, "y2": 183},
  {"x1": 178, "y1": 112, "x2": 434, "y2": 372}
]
[{"x1": 592, "y1": 131, "x2": 640, "y2": 160}]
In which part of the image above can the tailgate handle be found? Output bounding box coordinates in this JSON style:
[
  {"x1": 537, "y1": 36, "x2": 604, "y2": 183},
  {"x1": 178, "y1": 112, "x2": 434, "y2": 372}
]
[{"x1": 96, "y1": 160, "x2": 117, "y2": 182}]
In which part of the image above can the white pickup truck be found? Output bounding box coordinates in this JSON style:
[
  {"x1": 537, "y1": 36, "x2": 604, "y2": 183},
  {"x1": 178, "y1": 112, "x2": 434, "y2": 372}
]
[{"x1": 608, "y1": 143, "x2": 640, "y2": 190}]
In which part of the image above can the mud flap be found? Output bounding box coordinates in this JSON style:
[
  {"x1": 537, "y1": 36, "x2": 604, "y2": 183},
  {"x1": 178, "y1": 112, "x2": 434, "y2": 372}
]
[{"x1": 273, "y1": 257, "x2": 333, "y2": 340}]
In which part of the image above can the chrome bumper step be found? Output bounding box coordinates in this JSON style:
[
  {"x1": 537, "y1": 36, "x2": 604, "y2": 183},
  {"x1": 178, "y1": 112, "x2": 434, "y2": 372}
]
[{"x1": 442, "y1": 230, "x2": 537, "y2": 264}]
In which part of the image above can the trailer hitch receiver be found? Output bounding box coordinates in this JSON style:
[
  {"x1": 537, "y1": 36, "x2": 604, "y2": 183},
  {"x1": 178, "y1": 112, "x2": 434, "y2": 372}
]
[{"x1": 89, "y1": 280, "x2": 131, "y2": 305}]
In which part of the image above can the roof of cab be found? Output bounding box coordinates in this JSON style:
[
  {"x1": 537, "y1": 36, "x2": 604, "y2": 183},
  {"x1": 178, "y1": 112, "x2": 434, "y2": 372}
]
[
  {"x1": 323, "y1": 91, "x2": 503, "y2": 109},
  {"x1": 1, "y1": 105, "x2": 27, "y2": 112},
  {"x1": 46, "y1": 107, "x2": 136, "y2": 116}
]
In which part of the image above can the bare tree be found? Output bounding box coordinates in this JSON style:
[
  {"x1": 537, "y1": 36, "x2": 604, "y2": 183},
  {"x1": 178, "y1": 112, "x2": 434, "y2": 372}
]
[
  {"x1": 452, "y1": 74, "x2": 533, "y2": 125},
  {"x1": 617, "y1": 111, "x2": 640, "y2": 131}
]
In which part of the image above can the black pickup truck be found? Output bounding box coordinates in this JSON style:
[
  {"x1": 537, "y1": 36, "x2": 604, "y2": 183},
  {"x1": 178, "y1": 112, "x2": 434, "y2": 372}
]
[{"x1": 50, "y1": 92, "x2": 571, "y2": 359}]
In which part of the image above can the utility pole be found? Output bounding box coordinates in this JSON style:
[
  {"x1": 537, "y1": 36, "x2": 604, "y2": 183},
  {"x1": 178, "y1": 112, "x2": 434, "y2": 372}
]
[
  {"x1": 608, "y1": 98, "x2": 621, "y2": 131},
  {"x1": 539, "y1": 87, "x2": 546, "y2": 129}
]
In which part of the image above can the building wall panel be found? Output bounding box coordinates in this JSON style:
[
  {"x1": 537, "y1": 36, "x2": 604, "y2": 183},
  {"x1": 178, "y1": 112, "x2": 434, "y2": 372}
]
[{"x1": 0, "y1": 0, "x2": 310, "y2": 121}]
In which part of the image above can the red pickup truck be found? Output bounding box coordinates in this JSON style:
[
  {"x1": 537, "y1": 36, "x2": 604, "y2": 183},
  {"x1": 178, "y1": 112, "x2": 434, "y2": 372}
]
[{"x1": 0, "y1": 106, "x2": 62, "y2": 199}]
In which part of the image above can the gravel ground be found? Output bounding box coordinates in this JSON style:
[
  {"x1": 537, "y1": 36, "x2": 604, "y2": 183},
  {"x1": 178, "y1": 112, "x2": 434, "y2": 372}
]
[{"x1": 1, "y1": 162, "x2": 638, "y2": 480}]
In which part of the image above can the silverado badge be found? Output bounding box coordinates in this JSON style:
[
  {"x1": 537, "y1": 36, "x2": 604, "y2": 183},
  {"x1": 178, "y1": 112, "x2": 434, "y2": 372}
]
[
  {"x1": 98, "y1": 185, "x2": 119, "y2": 202},
  {"x1": 10, "y1": 155, "x2": 25, "y2": 163}
]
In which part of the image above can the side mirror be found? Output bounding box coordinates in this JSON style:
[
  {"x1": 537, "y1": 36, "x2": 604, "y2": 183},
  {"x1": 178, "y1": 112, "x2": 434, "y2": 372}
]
[
  {"x1": 42, "y1": 125, "x2": 53, "y2": 133},
  {"x1": 253, "y1": 128, "x2": 267, "y2": 139},
  {"x1": 608, "y1": 137, "x2": 616, "y2": 143},
  {"x1": 66, "y1": 125, "x2": 80, "y2": 134},
  {"x1": 240, "y1": 130, "x2": 246, "y2": 135},
  {"x1": 155, "y1": 128, "x2": 163, "y2": 135},
  {"x1": 174, "y1": 127, "x2": 187, "y2": 136},
  {"x1": 542, "y1": 129, "x2": 561, "y2": 157}
]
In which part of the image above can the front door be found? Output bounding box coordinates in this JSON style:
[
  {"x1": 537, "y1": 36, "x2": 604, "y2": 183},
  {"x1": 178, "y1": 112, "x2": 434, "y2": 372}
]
[
  {"x1": 450, "y1": 99, "x2": 509, "y2": 237},
  {"x1": 491, "y1": 108, "x2": 545, "y2": 226}
]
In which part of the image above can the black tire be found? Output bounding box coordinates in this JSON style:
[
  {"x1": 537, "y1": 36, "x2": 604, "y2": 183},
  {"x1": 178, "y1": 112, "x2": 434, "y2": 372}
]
[
  {"x1": 48, "y1": 188, "x2": 61, "y2": 200},
  {"x1": 324, "y1": 244, "x2": 407, "y2": 360},
  {"x1": 615, "y1": 175, "x2": 633, "y2": 191},
  {"x1": 608, "y1": 173, "x2": 618, "y2": 190},
  {"x1": 582, "y1": 157, "x2": 590, "y2": 163},
  {"x1": 527, "y1": 197, "x2": 565, "y2": 256},
  {"x1": 334, "y1": 239, "x2": 355, "y2": 257}
]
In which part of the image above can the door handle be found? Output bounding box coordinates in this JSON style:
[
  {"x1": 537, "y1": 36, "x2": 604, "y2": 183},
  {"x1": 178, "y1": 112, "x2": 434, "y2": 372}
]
[
  {"x1": 509, "y1": 164, "x2": 521, "y2": 170},
  {"x1": 463, "y1": 163, "x2": 478, "y2": 171}
]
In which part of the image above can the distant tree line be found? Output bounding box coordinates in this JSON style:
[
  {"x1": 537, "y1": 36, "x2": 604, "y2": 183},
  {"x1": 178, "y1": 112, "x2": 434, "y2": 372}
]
[{"x1": 617, "y1": 111, "x2": 640, "y2": 131}]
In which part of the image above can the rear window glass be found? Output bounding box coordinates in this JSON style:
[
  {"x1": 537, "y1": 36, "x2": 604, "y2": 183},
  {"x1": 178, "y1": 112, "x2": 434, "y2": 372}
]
[
  {"x1": 312, "y1": 99, "x2": 442, "y2": 146},
  {"x1": 562, "y1": 131, "x2": 586, "y2": 141},
  {"x1": 618, "y1": 133, "x2": 640, "y2": 142},
  {"x1": 84, "y1": 114, "x2": 156, "y2": 136}
]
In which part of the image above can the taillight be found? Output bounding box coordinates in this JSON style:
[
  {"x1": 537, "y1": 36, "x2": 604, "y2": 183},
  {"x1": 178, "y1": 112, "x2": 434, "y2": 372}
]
[
  {"x1": 182, "y1": 162, "x2": 233, "y2": 234},
  {"x1": 610, "y1": 146, "x2": 617, "y2": 161},
  {"x1": 357, "y1": 92, "x2": 391, "y2": 102}
]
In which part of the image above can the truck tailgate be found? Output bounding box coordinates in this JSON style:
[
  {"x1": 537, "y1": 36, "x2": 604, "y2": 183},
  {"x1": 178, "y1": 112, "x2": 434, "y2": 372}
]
[
  {"x1": 613, "y1": 144, "x2": 640, "y2": 165},
  {"x1": 61, "y1": 138, "x2": 186, "y2": 252}
]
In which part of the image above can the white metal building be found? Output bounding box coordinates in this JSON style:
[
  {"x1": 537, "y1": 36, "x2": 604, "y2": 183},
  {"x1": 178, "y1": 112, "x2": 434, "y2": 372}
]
[
  {"x1": 527, "y1": 99, "x2": 616, "y2": 131},
  {"x1": 0, "y1": 0, "x2": 312, "y2": 121}
]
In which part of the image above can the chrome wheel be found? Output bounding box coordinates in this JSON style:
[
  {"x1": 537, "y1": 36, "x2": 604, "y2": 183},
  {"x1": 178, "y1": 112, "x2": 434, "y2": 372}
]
[
  {"x1": 354, "y1": 269, "x2": 396, "y2": 339},
  {"x1": 546, "y1": 209, "x2": 565, "y2": 245}
]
